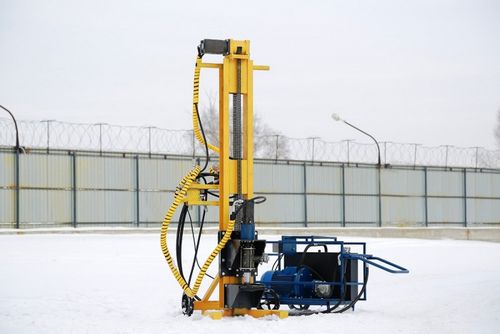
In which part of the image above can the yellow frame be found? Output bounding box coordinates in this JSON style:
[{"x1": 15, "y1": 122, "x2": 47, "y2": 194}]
[{"x1": 189, "y1": 40, "x2": 284, "y2": 318}]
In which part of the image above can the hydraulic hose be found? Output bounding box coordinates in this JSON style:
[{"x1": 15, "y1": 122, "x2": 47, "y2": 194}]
[
  {"x1": 175, "y1": 204, "x2": 189, "y2": 280},
  {"x1": 160, "y1": 165, "x2": 235, "y2": 299},
  {"x1": 192, "y1": 57, "x2": 219, "y2": 154},
  {"x1": 161, "y1": 53, "x2": 235, "y2": 301},
  {"x1": 332, "y1": 266, "x2": 369, "y2": 313}
]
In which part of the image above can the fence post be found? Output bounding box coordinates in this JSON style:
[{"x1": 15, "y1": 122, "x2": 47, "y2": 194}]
[
  {"x1": 148, "y1": 127, "x2": 152, "y2": 158},
  {"x1": 424, "y1": 167, "x2": 428, "y2": 227},
  {"x1": 346, "y1": 140, "x2": 350, "y2": 164},
  {"x1": 383, "y1": 141, "x2": 387, "y2": 165},
  {"x1": 377, "y1": 165, "x2": 382, "y2": 227},
  {"x1": 41, "y1": 120, "x2": 54, "y2": 154},
  {"x1": 303, "y1": 163, "x2": 308, "y2": 227},
  {"x1": 413, "y1": 144, "x2": 418, "y2": 167},
  {"x1": 341, "y1": 164, "x2": 346, "y2": 227},
  {"x1": 135, "y1": 155, "x2": 140, "y2": 227},
  {"x1": 98, "y1": 123, "x2": 103, "y2": 156},
  {"x1": 463, "y1": 168, "x2": 467, "y2": 227},
  {"x1": 475, "y1": 147, "x2": 479, "y2": 169},
  {"x1": 46, "y1": 121, "x2": 50, "y2": 154},
  {"x1": 72, "y1": 152, "x2": 77, "y2": 228},
  {"x1": 444, "y1": 145, "x2": 449, "y2": 168},
  {"x1": 310, "y1": 137, "x2": 318, "y2": 162},
  {"x1": 275, "y1": 135, "x2": 279, "y2": 161},
  {"x1": 15, "y1": 148, "x2": 20, "y2": 229}
]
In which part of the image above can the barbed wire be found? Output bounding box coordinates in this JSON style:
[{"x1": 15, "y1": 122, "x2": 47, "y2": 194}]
[{"x1": 1, "y1": 118, "x2": 499, "y2": 168}]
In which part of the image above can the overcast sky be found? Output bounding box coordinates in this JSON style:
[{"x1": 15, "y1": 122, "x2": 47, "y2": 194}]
[{"x1": 1, "y1": 0, "x2": 499, "y2": 148}]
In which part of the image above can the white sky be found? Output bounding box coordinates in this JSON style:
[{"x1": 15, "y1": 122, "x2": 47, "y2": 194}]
[{"x1": 1, "y1": 0, "x2": 499, "y2": 148}]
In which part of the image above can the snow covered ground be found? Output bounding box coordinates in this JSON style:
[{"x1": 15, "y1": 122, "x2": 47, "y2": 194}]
[{"x1": 1, "y1": 233, "x2": 499, "y2": 334}]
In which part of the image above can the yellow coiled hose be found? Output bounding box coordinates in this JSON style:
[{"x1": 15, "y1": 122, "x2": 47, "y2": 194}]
[
  {"x1": 161, "y1": 56, "x2": 232, "y2": 299},
  {"x1": 192, "y1": 57, "x2": 219, "y2": 154},
  {"x1": 160, "y1": 165, "x2": 234, "y2": 298}
]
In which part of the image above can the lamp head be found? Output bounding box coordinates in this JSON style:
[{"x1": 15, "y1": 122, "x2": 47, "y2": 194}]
[{"x1": 331, "y1": 113, "x2": 342, "y2": 122}]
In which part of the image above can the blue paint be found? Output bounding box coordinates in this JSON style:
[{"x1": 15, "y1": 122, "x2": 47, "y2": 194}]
[{"x1": 240, "y1": 223, "x2": 255, "y2": 241}]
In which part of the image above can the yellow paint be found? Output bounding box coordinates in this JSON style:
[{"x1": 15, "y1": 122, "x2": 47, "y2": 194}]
[
  {"x1": 234, "y1": 309, "x2": 289, "y2": 319},
  {"x1": 190, "y1": 183, "x2": 218, "y2": 190},
  {"x1": 159, "y1": 166, "x2": 235, "y2": 299},
  {"x1": 185, "y1": 188, "x2": 200, "y2": 204},
  {"x1": 161, "y1": 39, "x2": 275, "y2": 319},
  {"x1": 186, "y1": 200, "x2": 219, "y2": 206},
  {"x1": 199, "y1": 63, "x2": 221, "y2": 69},
  {"x1": 253, "y1": 65, "x2": 270, "y2": 71},
  {"x1": 192, "y1": 57, "x2": 220, "y2": 153},
  {"x1": 201, "y1": 275, "x2": 220, "y2": 301},
  {"x1": 203, "y1": 311, "x2": 223, "y2": 320},
  {"x1": 195, "y1": 301, "x2": 220, "y2": 311}
]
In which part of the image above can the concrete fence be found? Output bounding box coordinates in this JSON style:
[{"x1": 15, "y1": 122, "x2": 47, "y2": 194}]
[{"x1": 1, "y1": 148, "x2": 499, "y2": 228}]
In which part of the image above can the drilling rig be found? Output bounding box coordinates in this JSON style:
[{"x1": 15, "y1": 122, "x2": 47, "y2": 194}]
[{"x1": 160, "y1": 39, "x2": 408, "y2": 319}]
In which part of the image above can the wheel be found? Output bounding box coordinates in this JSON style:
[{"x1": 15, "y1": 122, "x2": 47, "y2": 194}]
[
  {"x1": 181, "y1": 293, "x2": 194, "y2": 316},
  {"x1": 257, "y1": 289, "x2": 280, "y2": 310}
]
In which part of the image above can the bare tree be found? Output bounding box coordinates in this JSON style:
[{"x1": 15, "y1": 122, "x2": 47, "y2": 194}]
[
  {"x1": 199, "y1": 94, "x2": 290, "y2": 159},
  {"x1": 253, "y1": 120, "x2": 290, "y2": 160},
  {"x1": 199, "y1": 94, "x2": 219, "y2": 147}
]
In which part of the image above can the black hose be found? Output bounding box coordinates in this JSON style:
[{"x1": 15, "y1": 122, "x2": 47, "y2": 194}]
[
  {"x1": 319, "y1": 262, "x2": 348, "y2": 314},
  {"x1": 187, "y1": 206, "x2": 214, "y2": 283},
  {"x1": 233, "y1": 196, "x2": 267, "y2": 216},
  {"x1": 175, "y1": 204, "x2": 189, "y2": 280},
  {"x1": 331, "y1": 266, "x2": 369, "y2": 313},
  {"x1": 298, "y1": 243, "x2": 328, "y2": 268},
  {"x1": 194, "y1": 103, "x2": 209, "y2": 174},
  {"x1": 271, "y1": 253, "x2": 283, "y2": 271}
]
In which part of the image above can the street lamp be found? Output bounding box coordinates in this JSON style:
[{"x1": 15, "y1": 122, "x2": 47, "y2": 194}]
[
  {"x1": 331, "y1": 113, "x2": 381, "y2": 166},
  {"x1": 332, "y1": 113, "x2": 383, "y2": 227},
  {"x1": 0, "y1": 105, "x2": 20, "y2": 151},
  {"x1": 1, "y1": 105, "x2": 21, "y2": 229}
]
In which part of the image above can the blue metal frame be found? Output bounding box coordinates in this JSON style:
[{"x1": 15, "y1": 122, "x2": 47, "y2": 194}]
[{"x1": 258, "y1": 236, "x2": 409, "y2": 308}]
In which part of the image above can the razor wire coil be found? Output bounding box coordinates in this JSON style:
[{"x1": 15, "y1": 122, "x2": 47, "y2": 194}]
[{"x1": 1, "y1": 117, "x2": 498, "y2": 168}]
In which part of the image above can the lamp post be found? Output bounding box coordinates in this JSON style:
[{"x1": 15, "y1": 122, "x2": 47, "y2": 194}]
[
  {"x1": 0, "y1": 105, "x2": 20, "y2": 151},
  {"x1": 331, "y1": 113, "x2": 381, "y2": 166},
  {"x1": 1, "y1": 105, "x2": 21, "y2": 229},
  {"x1": 331, "y1": 113, "x2": 382, "y2": 227}
]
